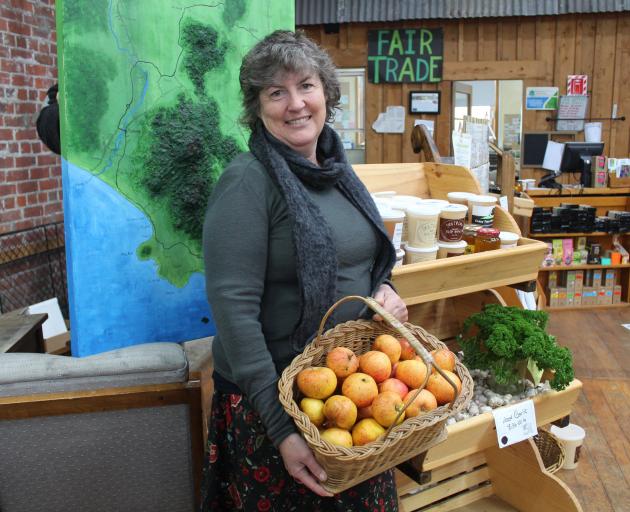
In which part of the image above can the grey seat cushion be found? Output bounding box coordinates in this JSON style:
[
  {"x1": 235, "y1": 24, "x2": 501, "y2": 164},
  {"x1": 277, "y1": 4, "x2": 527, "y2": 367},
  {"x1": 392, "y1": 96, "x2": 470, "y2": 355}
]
[{"x1": 0, "y1": 342, "x2": 188, "y2": 397}]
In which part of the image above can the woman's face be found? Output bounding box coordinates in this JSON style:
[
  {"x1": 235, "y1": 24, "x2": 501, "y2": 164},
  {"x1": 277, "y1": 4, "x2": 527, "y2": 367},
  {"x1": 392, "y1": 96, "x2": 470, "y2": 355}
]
[{"x1": 259, "y1": 71, "x2": 327, "y2": 164}]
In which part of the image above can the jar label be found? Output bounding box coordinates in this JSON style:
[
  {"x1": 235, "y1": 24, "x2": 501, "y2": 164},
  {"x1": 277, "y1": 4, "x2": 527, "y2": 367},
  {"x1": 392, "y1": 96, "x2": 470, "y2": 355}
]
[
  {"x1": 439, "y1": 218, "x2": 464, "y2": 242},
  {"x1": 411, "y1": 219, "x2": 438, "y2": 246},
  {"x1": 471, "y1": 204, "x2": 495, "y2": 227}
]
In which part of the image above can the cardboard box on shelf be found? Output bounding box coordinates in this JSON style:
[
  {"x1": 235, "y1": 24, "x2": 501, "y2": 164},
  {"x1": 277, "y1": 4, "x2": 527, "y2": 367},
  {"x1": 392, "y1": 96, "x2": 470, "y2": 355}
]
[
  {"x1": 613, "y1": 285, "x2": 622, "y2": 304},
  {"x1": 549, "y1": 288, "x2": 559, "y2": 308},
  {"x1": 603, "y1": 269, "x2": 616, "y2": 287},
  {"x1": 574, "y1": 270, "x2": 584, "y2": 292},
  {"x1": 604, "y1": 288, "x2": 614, "y2": 305},
  {"x1": 573, "y1": 291, "x2": 582, "y2": 306}
]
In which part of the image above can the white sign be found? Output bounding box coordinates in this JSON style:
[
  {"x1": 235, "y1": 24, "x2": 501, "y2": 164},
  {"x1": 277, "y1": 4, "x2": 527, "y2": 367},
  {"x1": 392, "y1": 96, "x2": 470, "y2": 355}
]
[
  {"x1": 492, "y1": 399, "x2": 538, "y2": 448},
  {"x1": 372, "y1": 106, "x2": 405, "y2": 133},
  {"x1": 525, "y1": 87, "x2": 559, "y2": 110}
]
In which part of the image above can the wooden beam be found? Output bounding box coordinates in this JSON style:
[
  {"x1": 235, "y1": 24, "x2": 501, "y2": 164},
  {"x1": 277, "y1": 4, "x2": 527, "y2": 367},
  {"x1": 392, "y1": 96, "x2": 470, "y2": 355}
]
[{"x1": 443, "y1": 60, "x2": 549, "y2": 80}]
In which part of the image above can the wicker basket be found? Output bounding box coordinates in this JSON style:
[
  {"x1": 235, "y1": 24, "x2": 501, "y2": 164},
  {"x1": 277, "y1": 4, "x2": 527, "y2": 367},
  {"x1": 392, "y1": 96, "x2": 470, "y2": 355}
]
[
  {"x1": 534, "y1": 429, "x2": 565, "y2": 474},
  {"x1": 278, "y1": 295, "x2": 473, "y2": 493}
]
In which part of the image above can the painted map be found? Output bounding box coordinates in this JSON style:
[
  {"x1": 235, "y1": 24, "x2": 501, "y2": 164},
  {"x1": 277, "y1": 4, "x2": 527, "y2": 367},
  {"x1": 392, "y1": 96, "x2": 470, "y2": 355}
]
[{"x1": 57, "y1": 0, "x2": 293, "y2": 355}]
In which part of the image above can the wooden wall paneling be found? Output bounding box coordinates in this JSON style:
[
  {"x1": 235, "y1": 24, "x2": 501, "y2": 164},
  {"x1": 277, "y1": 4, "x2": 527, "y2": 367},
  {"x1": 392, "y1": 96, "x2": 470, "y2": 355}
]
[
  {"x1": 303, "y1": 25, "x2": 320, "y2": 43},
  {"x1": 498, "y1": 20, "x2": 518, "y2": 61},
  {"x1": 401, "y1": 82, "x2": 418, "y2": 162},
  {"x1": 592, "y1": 16, "x2": 618, "y2": 154},
  {"x1": 610, "y1": 16, "x2": 630, "y2": 157},
  {"x1": 478, "y1": 19, "x2": 498, "y2": 61},
  {"x1": 574, "y1": 17, "x2": 597, "y2": 124},
  {"x1": 462, "y1": 20, "x2": 479, "y2": 62},
  {"x1": 366, "y1": 79, "x2": 384, "y2": 163},
  {"x1": 534, "y1": 17, "x2": 556, "y2": 129},
  {"x1": 319, "y1": 26, "x2": 340, "y2": 51},
  {"x1": 516, "y1": 18, "x2": 536, "y2": 60},
  {"x1": 383, "y1": 84, "x2": 403, "y2": 163},
  {"x1": 438, "y1": 23, "x2": 459, "y2": 158},
  {"x1": 554, "y1": 16, "x2": 576, "y2": 95}
]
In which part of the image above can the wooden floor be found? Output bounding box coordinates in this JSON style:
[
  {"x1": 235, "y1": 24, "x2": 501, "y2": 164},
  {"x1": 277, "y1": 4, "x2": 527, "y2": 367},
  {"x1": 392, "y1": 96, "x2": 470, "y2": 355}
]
[{"x1": 546, "y1": 308, "x2": 630, "y2": 512}]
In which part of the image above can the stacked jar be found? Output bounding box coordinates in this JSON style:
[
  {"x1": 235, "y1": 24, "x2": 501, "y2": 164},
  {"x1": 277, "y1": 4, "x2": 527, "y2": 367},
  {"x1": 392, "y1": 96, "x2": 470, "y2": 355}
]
[
  {"x1": 437, "y1": 203, "x2": 468, "y2": 258},
  {"x1": 404, "y1": 203, "x2": 441, "y2": 263}
]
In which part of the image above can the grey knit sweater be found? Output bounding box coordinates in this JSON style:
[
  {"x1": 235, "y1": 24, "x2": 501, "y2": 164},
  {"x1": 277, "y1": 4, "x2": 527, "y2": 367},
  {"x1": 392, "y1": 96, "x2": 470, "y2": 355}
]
[{"x1": 203, "y1": 152, "x2": 389, "y2": 446}]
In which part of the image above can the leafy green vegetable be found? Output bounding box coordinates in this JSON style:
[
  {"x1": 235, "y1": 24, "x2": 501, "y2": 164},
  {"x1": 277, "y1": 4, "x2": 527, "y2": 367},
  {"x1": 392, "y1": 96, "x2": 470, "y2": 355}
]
[{"x1": 457, "y1": 304, "x2": 574, "y2": 391}]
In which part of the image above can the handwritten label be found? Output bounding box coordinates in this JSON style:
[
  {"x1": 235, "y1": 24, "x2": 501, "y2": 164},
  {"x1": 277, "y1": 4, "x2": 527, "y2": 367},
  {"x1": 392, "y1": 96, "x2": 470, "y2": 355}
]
[{"x1": 492, "y1": 400, "x2": 537, "y2": 448}]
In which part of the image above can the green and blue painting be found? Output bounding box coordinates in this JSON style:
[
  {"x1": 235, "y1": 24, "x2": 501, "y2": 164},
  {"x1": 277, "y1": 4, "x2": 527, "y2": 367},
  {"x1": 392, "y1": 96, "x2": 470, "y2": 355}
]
[{"x1": 57, "y1": 0, "x2": 293, "y2": 355}]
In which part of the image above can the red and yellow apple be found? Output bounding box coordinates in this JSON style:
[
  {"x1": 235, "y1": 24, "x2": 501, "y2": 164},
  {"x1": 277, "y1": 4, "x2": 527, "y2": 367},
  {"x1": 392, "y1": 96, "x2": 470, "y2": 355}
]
[
  {"x1": 398, "y1": 338, "x2": 417, "y2": 360},
  {"x1": 426, "y1": 370, "x2": 462, "y2": 405},
  {"x1": 297, "y1": 367, "x2": 337, "y2": 400},
  {"x1": 394, "y1": 359, "x2": 428, "y2": 389},
  {"x1": 371, "y1": 391, "x2": 406, "y2": 427},
  {"x1": 431, "y1": 348, "x2": 457, "y2": 373},
  {"x1": 378, "y1": 378, "x2": 409, "y2": 400},
  {"x1": 341, "y1": 372, "x2": 379, "y2": 408},
  {"x1": 299, "y1": 397, "x2": 326, "y2": 427},
  {"x1": 403, "y1": 389, "x2": 438, "y2": 418},
  {"x1": 326, "y1": 346, "x2": 359, "y2": 379},
  {"x1": 359, "y1": 350, "x2": 392, "y2": 383},
  {"x1": 351, "y1": 418, "x2": 386, "y2": 446},
  {"x1": 323, "y1": 394, "x2": 357, "y2": 430},
  {"x1": 372, "y1": 334, "x2": 402, "y2": 364},
  {"x1": 356, "y1": 404, "x2": 373, "y2": 420},
  {"x1": 320, "y1": 427, "x2": 353, "y2": 448}
]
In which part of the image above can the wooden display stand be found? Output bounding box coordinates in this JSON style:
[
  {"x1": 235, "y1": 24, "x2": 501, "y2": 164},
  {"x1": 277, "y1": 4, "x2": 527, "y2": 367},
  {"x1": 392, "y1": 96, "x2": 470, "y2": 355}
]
[
  {"x1": 526, "y1": 187, "x2": 630, "y2": 310},
  {"x1": 353, "y1": 162, "x2": 582, "y2": 511}
]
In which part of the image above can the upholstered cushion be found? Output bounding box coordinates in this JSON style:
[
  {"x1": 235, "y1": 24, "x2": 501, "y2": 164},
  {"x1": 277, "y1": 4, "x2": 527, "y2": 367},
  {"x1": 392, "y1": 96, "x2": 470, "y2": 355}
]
[{"x1": 0, "y1": 342, "x2": 188, "y2": 397}]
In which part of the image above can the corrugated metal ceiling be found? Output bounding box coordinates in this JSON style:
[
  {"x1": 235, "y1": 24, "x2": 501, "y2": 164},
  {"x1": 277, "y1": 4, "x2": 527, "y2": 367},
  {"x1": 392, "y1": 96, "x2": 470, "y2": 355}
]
[{"x1": 296, "y1": 0, "x2": 630, "y2": 24}]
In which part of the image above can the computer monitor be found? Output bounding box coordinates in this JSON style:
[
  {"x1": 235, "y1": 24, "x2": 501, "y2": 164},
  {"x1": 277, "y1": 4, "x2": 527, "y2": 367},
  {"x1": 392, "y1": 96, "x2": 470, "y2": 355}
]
[{"x1": 560, "y1": 142, "x2": 605, "y2": 187}]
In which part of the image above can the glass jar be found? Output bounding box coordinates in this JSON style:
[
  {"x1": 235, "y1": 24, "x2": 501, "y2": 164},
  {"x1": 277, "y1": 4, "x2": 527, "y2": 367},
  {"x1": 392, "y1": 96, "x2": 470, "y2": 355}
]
[
  {"x1": 474, "y1": 227, "x2": 501, "y2": 252},
  {"x1": 462, "y1": 224, "x2": 481, "y2": 254}
]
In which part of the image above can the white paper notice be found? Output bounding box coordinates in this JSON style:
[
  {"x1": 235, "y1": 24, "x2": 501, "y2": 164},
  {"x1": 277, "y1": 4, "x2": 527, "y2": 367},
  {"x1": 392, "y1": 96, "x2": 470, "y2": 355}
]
[
  {"x1": 414, "y1": 119, "x2": 435, "y2": 138},
  {"x1": 452, "y1": 131, "x2": 472, "y2": 169},
  {"x1": 542, "y1": 140, "x2": 564, "y2": 173},
  {"x1": 372, "y1": 106, "x2": 405, "y2": 133},
  {"x1": 492, "y1": 399, "x2": 538, "y2": 448},
  {"x1": 27, "y1": 297, "x2": 68, "y2": 339}
]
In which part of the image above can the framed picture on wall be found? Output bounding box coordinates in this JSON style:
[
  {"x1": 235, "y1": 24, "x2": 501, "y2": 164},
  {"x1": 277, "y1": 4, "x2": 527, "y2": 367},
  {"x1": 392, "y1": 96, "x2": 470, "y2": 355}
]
[{"x1": 409, "y1": 91, "x2": 441, "y2": 114}]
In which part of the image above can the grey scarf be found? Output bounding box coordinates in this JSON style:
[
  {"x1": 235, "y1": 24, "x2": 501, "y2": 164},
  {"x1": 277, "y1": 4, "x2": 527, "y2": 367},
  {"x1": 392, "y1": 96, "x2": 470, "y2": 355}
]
[{"x1": 249, "y1": 121, "x2": 395, "y2": 351}]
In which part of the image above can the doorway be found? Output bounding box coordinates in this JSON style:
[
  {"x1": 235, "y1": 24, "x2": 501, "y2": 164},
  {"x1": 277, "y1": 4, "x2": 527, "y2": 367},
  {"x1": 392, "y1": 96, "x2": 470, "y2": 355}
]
[{"x1": 331, "y1": 68, "x2": 366, "y2": 164}]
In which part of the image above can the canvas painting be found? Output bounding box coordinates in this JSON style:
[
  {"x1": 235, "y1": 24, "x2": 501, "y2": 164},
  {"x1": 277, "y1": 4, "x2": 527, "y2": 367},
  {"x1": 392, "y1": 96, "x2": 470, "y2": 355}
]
[{"x1": 57, "y1": 0, "x2": 293, "y2": 355}]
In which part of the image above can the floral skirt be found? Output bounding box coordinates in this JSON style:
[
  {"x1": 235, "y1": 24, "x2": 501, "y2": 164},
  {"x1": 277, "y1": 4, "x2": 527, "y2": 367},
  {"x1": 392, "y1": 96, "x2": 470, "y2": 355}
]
[{"x1": 200, "y1": 390, "x2": 399, "y2": 511}]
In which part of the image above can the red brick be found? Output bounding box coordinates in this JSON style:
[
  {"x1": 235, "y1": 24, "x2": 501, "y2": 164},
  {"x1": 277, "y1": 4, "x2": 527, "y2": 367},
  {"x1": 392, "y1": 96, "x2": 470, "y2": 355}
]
[
  {"x1": 37, "y1": 178, "x2": 56, "y2": 191},
  {"x1": 16, "y1": 195, "x2": 26, "y2": 207},
  {"x1": 16, "y1": 102, "x2": 36, "y2": 114},
  {"x1": 47, "y1": 190, "x2": 57, "y2": 201},
  {"x1": 15, "y1": 128, "x2": 36, "y2": 140},
  {"x1": 17, "y1": 181, "x2": 37, "y2": 193},
  {"x1": 0, "y1": 102, "x2": 14, "y2": 114},
  {"x1": 29, "y1": 167, "x2": 49, "y2": 179},
  {"x1": 0, "y1": 128, "x2": 13, "y2": 140},
  {"x1": 6, "y1": 169, "x2": 29, "y2": 181},
  {"x1": 11, "y1": 74, "x2": 33, "y2": 87},
  {"x1": 8, "y1": 142, "x2": 19, "y2": 152},
  {"x1": 0, "y1": 183, "x2": 17, "y2": 196},
  {"x1": 0, "y1": 156, "x2": 15, "y2": 167},
  {"x1": 0, "y1": 59, "x2": 23, "y2": 73},
  {"x1": 15, "y1": 35, "x2": 29, "y2": 48},
  {"x1": 15, "y1": 156, "x2": 36, "y2": 167},
  {"x1": 34, "y1": 52, "x2": 53, "y2": 65},
  {"x1": 36, "y1": 154, "x2": 58, "y2": 166},
  {"x1": 0, "y1": 72, "x2": 11, "y2": 85},
  {"x1": 12, "y1": 219, "x2": 35, "y2": 231},
  {"x1": 19, "y1": 141, "x2": 31, "y2": 152},
  {"x1": 11, "y1": 47, "x2": 31, "y2": 60},
  {"x1": 3, "y1": 196, "x2": 15, "y2": 209},
  {"x1": 0, "y1": 209, "x2": 21, "y2": 223},
  {"x1": 44, "y1": 203, "x2": 62, "y2": 215},
  {"x1": 0, "y1": 19, "x2": 8, "y2": 31},
  {"x1": 24, "y1": 205, "x2": 44, "y2": 218},
  {"x1": 0, "y1": 7, "x2": 22, "y2": 21},
  {"x1": 26, "y1": 193, "x2": 39, "y2": 205},
  {"x1": 25, "y1": 63, "x2": 47, "y2": 76}
]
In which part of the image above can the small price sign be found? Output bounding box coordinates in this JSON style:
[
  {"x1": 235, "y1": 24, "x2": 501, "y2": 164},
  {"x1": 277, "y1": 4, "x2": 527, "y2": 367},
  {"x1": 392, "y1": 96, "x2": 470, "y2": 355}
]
[{"x1": 492, "y1": 399, "x2": 537, "y2": 448}]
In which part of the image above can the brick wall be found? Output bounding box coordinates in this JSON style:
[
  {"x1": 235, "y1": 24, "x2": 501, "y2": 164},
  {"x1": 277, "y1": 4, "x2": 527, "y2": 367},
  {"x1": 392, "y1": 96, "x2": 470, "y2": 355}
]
[{"x1": 0, "y1": 0, "x2": 61, "y2": 235}]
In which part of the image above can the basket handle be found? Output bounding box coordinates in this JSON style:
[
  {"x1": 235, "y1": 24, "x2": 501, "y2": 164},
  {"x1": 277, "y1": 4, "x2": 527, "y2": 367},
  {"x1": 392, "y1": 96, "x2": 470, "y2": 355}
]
[{"x1": 315, "y1": 295, "x2": 460, "y2": 429}]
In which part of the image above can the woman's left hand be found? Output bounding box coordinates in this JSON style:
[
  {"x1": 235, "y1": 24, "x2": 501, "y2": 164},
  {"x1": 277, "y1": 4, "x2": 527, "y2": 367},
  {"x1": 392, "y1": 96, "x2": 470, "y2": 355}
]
[{"x1": 372, "y1": 284, "x2": 408, "y2": 323}]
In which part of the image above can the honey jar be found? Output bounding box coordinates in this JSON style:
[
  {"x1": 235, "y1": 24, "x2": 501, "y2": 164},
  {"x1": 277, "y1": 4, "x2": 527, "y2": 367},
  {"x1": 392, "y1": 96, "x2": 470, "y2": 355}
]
[
  {"x1": 474, "y1": 227, "x2": 501, "y2": 252},
  {"x1": 462, "y1": 224, "x2": 481, "y2": 254}
]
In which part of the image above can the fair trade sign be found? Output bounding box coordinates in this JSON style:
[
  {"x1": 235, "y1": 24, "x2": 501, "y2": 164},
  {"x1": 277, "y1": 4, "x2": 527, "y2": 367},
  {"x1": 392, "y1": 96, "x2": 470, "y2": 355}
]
[{"x1": 492, "y1": 400, "x2": 538, "y2": 448}]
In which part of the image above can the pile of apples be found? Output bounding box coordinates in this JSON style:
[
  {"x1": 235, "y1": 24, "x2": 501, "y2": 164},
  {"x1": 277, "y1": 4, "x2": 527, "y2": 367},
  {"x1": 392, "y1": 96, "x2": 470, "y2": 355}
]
[{"x1": 296, "y1": 334, "x2": 462, "y2": 448}]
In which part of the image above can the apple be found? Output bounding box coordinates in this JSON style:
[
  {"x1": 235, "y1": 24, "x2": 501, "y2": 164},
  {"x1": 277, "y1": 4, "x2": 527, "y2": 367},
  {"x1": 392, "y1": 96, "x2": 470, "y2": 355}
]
[
  {"x1": 341, "y1": 372, "x2": 379, "y2": 408},
  {"x1": 356, "y1": 404, "x2": 373, "y2": 420},
  {"x1": 323, "y1": 394, "x2": 357, "y2": 430},
  {"x1": 326, "y1": 346, "x2": 359, "y2": 379},
  {"x1": 394, "y1": 359, "x2": 428, "y2": 389},
  {"x1": 426, "y1": 370, "x2": 462, "y2": 405},
  {"x1": 431, "y1": 348, "x2": 457, "y2": 373},
  {"x1": 371, "y1": 391, "x2": 406, "y2": 428},
  {"x1": 297, "y1": 367, "x2": 337, "y2": 400},
  {"x1": 299, "y1": 397, "x2": 325, "y2": 427},
  {"x1": 398, "y1": 338, "x2": 417, "y2": 360},
  {"x1": 378, "y1": 378, "x2": 409, "y2": 399},
  {"x1": 320, "y1": 427, "x2": 353, "y2": 448},
  {"x1": 352, "y1": 418, "x2": 386, "y2": 446},
  {"x1": 372, "y1": 334, "x2": 402, "y2": 364},
  {"x1": 403, "y1": 389, "x2": 438, "y2": 418},
  {"x1": 359, "y1": 350, "x2": 392, "y2": 383}
]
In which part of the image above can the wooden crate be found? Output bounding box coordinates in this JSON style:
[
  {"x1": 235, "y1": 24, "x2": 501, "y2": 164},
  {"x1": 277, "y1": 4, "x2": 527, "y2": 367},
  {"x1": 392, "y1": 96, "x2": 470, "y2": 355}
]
[
  {"x1": 397, "y1": 380, "x2": 583, "y2": 512},
  {"x1": 353, "y1": 163, "x2": 547, "y2": 305},
  {"x1": 609, "y1": 174, "x2": 630, "y2": 188}
]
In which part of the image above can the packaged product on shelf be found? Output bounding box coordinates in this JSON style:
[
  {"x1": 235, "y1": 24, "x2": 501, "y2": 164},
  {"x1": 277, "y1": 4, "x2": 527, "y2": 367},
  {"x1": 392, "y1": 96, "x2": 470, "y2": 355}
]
[
  {"x1": 587, "y1": 243, "x2": 602, "y2": 264},
  {"x1": 576, "y1": 237, "x2": 587, "y2": 251},
  {"x1": 549, "y1": 288, "x2": 559, "y2": 307},
  {"x1": 567, "y1": 290, "x2": 575, "y2": 306},
  {"x1": 562, "y1": 239, "x2": 574, "y2": 266},
  {"x1": 552, "y1": 239, "x2": 563, "y2": 265},
  {"x1": 558, "y1": 288, "x2": 567, "y2": 307},
  {"x1": 592, "y1": 269, "x2": 602, "y2": 288},
  {"x1": 612, "y1": 235, "x2": 629, "y2": 263},
  {"x1": 574, "y1": 270, "x2": 584, "y2": 292},
  {"x1": 574, "y1": 290, "x2": 582, "y2": 306},
  {"x1": 566, "y1": 271, "x2": 576, "y2": 291},
  {"x1": 603, "y1": 269, "x2": 616, "y2": 287},
  {"x1": 597, "y1": 289, "x2": 607, "y2": 305},
  {"x1": 542, "y1": 242, "x2": 555, "y2": 267},
  {"x1": 613, "y1": 285, "x2": 622, "y2": 304},
  {"x1": 549, "y1": 271, "x2": 558, "y2": 289}
]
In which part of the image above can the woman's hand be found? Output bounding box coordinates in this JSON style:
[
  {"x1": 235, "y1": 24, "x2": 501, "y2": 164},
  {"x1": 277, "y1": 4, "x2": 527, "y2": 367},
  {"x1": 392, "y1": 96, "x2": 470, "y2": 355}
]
[
  {"x1": 278, "y1": 433, "x2": 333, "y2": 497},
  {"x1": 372, "y1": 283, "x2": 408, "y2": 323}
]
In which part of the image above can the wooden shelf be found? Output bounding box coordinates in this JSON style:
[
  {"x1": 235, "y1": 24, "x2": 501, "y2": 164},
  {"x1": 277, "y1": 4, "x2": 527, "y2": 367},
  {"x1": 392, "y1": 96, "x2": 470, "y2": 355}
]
[
  {"x1": 527, "y1": 187, "x2": 630, "y2": 196},
  {"x1": 545, "y1": 303, "x2": 630, "y2": 312},
  {"x1": 531, "y1": 232, "x2": 628, "y2": 238},
  {"x1": 539, "y1": 263, "x2": 630, "y2": 271}
]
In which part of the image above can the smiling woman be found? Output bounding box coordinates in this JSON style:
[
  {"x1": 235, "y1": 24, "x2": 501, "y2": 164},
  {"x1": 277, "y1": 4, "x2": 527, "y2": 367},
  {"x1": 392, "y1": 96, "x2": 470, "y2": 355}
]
[{"x1": 200, "y1": 30, "x2": 406, "y2": 511}]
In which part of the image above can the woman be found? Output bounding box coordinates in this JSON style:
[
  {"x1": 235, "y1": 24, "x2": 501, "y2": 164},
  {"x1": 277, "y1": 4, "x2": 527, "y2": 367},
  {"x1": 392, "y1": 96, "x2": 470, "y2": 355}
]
[{"x1": 201, "y1": 30, "x2": 407, "y2": 511}]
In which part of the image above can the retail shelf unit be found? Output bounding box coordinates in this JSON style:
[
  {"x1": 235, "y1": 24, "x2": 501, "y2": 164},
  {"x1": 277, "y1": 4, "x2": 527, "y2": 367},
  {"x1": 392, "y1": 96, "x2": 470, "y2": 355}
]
[{"x1": 354, "y1": 163, "x2": 582, "y2": 511}]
